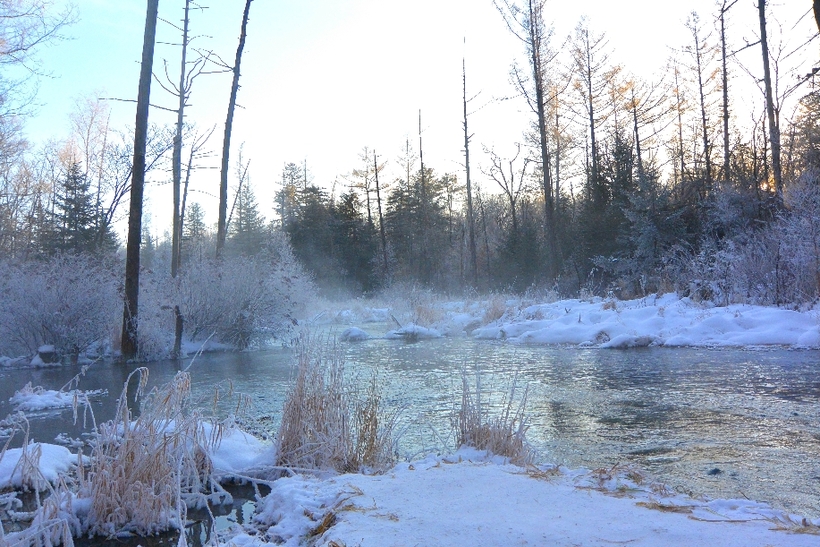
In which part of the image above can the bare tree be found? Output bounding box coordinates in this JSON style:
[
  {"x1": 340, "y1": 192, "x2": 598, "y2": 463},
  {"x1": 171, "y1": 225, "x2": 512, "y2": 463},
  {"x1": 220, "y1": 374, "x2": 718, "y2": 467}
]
[
  {"x1": 462, "y1": 51, "x2": 478, "y2": 286},
  {"x1": 121, "y1": 0, "x2": 160, "y2": 361},
  {"x1": 495, "y1": 0, "x2": 560, "y2": 278},
  {"x1": 373, "y1": 151, "x2": 388, "y2": 279},
  {"x1": 685, "y1": 12, "x2": 719, "y2": 197},
  {"x1": 216, "y1": 0, "x2": 253, "y2": 257},
  {"x1": 483, "y1": 143, "x2": 530, "y2": 240},
  {"x1": 720, "y1": 1, "x2": 740, "y2": 183},
  {"x1": 758, "y1": 0, "x2": 782, "y2": 197}
]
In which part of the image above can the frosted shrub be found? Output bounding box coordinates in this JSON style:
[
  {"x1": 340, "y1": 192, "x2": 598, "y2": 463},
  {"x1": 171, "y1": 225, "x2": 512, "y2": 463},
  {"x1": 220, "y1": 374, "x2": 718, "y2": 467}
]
[
  {"x1": 133, "y1": 267, "x2": 175, "y2": 361},
  {"x1": 0, "y1": 254, "x2": 119, "y2": 359},
  {"x1": 176, "y1": 250, "x2": 312, "y2": 349}
]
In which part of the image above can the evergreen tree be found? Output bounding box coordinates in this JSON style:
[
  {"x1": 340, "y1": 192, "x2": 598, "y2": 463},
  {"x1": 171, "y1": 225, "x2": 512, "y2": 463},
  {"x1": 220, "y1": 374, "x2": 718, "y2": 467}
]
[
  {"x1": 285, "y1": 184, "x2": 338, "y2": 288},
  {"x1": 46, "y1": 161, "x2": 99, "y2": 254},
  {"x1": 184, "y1": 202, "x2": 207, "y2": 240},
  {"x1": 182, "y1": 201, "x2": 207, "y2": 264},
  {"x1": 228, "y1": 183, "x2": 267, "y2": 255},
  {"x1": 335, "y1": 190, "x2": 378, "y2": 293},
  {"x1": 385, "y1": 166, "x2": 449, "y2": 286}
]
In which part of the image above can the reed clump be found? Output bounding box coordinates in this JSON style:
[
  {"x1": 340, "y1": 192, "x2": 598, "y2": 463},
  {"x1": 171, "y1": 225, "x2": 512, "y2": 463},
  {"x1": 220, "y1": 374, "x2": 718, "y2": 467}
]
[
  {"x1": 79, "y1": 368, "x2": 223, "y2": 538},
  {"x1": 457, "y1": 368, "x2": 532, "y2": 465},
  {"x1": 276, "y1": 336, "x2": 396, "y2": 473}
]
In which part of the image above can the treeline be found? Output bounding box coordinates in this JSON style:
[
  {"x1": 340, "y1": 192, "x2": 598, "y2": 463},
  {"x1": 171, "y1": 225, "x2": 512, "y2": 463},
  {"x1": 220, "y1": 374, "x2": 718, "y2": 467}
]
[{"x1": 271, "y1": 3, "x2": 820, "y2": 306}]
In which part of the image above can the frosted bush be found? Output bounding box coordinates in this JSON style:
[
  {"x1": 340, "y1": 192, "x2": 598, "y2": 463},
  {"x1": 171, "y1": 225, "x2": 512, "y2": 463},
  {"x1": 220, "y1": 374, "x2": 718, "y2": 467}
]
[
  {"x1": 176, "y1": 236, "x2": 313, "y2": 349},
  {"x1": 0, "y1": 254, "x2": 119, "y2": 359}
]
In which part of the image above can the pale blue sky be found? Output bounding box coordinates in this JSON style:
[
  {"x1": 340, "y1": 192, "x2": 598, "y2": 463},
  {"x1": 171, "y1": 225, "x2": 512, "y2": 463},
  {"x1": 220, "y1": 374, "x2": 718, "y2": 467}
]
[{"x1": 20, "y1": 0, "x2": 817, "y2": 232}]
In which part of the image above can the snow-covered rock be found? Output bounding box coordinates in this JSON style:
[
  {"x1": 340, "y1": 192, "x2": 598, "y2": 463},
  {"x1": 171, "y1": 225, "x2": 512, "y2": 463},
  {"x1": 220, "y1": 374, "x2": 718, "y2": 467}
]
[{"x1": 340, "y1": 327, "x2": 370, "y2": 342}]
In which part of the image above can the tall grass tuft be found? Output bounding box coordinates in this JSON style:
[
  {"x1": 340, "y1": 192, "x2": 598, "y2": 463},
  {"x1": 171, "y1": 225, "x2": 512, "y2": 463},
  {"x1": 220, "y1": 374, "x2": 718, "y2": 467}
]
[
  {"x1": 276, "y1": 336, "x2": 396, "y2": 473},
  {"x1": 80, "y1": 368, "x2": 223, "y2": 538},
  {"x1": 457, "y1": 367, "x2": 532, "y2": 465}
]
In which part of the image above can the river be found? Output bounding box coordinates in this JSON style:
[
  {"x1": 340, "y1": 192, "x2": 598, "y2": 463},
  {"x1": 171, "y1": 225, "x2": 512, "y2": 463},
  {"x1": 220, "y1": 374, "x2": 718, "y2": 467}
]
[{"x1": 1, "y1": 334, "x2": 818, "y2": 523}]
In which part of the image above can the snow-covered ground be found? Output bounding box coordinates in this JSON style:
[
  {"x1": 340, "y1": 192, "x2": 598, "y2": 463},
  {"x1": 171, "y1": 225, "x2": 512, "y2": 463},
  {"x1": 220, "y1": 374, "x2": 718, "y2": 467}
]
[
  {"x1": 245, "y1": 448, "x2": 820, "y2": 547},
  {"x1": 330, "y1": 292, "x2": 820, "y2": 348},
  {"x1": 5, "y1": 438, "x2": 817, "y2": 546}
]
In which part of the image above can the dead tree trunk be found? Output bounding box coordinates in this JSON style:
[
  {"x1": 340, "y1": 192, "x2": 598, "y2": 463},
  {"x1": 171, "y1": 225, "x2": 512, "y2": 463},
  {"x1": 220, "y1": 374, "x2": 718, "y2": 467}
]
[
  {"x1": 121, "y1": 0, "x2": 159, "y2": 361},
  {"x1": 373, "y1": 151, "x2": 389, "y2": 280},
  {"x1": 172, "y1": 0, "x2": 191, "y2": 279},
  {"x1": 462, "y1": 54, "x2": 478, "y2": 287},
  {"x1": 720, "y1": 1, "x2": 739, "y2": 183},
  {"x1": 758, "y1": 0, "x2": 782, "y2": 197},
  {"x1": 815, "y1": 0, "x2": 820, "y2": 33},
  {"x1": 216, "y1": 0, "x2": 253, "y2": 257}
]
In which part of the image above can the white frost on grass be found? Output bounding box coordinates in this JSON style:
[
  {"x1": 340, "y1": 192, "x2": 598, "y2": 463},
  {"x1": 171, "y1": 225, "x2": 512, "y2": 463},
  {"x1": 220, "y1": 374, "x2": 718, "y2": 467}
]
[
  {"x1": 9, "y1": 383, "x2": 107, "y2": 412},
  {"x1": 246, "y1": 448, "x2": 820, "y2": 547}
]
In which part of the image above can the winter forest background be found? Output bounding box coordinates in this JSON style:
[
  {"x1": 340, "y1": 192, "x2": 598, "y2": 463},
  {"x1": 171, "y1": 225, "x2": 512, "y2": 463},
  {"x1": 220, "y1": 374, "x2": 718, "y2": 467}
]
[{"x1": 1, "y1": 0, "x2": 820, "y2": 361}]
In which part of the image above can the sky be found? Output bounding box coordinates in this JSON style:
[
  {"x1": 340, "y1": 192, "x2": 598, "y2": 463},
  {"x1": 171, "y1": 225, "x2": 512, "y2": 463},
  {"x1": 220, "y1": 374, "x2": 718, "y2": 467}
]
[{"x1": 18, "y1": 0, "x2": 819, "y2": 235}]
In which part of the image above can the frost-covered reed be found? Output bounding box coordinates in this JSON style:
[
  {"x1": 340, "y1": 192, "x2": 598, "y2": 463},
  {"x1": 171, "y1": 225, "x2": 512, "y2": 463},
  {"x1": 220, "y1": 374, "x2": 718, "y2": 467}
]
[
  {"x1": 457, "y1": 367, "x2": 532, "y2": 465},
  {"x1": 276, "y1": 335, "x2": 397, "y2": 473},
  {"x1": 79, "y1": 368, "x2": 224, "y2": 538}
]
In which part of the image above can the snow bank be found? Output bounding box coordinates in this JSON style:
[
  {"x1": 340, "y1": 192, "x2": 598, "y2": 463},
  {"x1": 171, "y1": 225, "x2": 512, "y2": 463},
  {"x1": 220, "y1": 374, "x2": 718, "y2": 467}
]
[
  {"x1": 458, "y1": 293, "x2": 820, "y2": 348},
  {"x1": 339, "y1": 327, "x2": 370, "y2": 342},
  {"x1": 385, "y1": 323, "x2": 442, "y2": 341},
  {"x1": 0, "y1": 443, "x2": 76, "y2": 489},
  {"x1": 208, "y1": 423, "x2": 272, "y2": 475},
  {"x1": 248, "y1": 449, "x2": 819, "y2": 547},
  {"x1": 9, "y1": 383, "x2": 107, "y2": 412},
  {"x1": 319, "y1": 293, "x2": 820, "y2": 349}
]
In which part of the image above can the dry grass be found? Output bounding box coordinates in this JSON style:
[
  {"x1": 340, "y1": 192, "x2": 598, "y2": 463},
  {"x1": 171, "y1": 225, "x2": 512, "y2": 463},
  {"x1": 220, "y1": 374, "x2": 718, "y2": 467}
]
[
  {"x1": 276, "y1": 336, "x2": 397, "y2": 473},
  {"x1": 482, "y1": 295, "x2": 507, "y2": 325},
  {"x1": 80, "y1": 368, "x2": 223, "y2": 538},
  {"x1": 457, "y1": 368, "x2": 532, "y2": 465},
  {"x1": 765, "y1": 514, "x2": 820, "y2": 535},
  {"x1": 636, "y1": 500, "x2": 694, "y2": 514}
]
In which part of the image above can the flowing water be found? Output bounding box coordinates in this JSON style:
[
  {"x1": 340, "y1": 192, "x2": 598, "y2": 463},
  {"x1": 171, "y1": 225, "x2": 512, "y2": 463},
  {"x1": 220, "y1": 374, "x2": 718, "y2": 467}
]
[{"x1": 1, "y1": 332, "x2": 819, "y2": 532}]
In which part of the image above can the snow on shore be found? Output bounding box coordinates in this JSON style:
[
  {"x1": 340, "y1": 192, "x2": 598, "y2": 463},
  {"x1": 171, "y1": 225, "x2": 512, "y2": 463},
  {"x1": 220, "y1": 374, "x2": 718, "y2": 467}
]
[
  {"x1": 0, "y1": 437, "x2": 816, "y2": 546},
  {"x1": 331, "y1": 292, "x2": 820, "y2": 348},
  {"x1": 233, "y1": 448, "x2": 819, "y2": 547}
]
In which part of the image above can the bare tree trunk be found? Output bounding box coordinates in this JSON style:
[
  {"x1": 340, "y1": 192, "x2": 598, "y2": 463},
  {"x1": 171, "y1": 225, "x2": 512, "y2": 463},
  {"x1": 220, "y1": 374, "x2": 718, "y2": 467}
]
[
  {"x1": 171, "y1": 0, "x2": 191, "y2": 359},
  {"x1": 172, "y1": 0, "x2": 191, "y2": 279},
  {"x1": 462, "y1": 54, "x2": 478, "y2": 287},
  {"x1": 720, "y1": 1, "x2": 738, "y2": 183},
  {"x1": 691, "y1": 18, "x2": 712, "y2": 196},
  {"x1": 373, "y1": 151, "x2": 388, "y2": 279},
  {"x1": 529, "y1": 0, "x2": 557, "y2": 279},
  {"x1": 674, "y1": 63, "x2": 686, "y2": 196},
  {"x1": 121, "y1": 0, "x2": 159, "y2": 361},
  {"x1": 815, "y1": 0, "x2": 820, "y2": 33},
  {"x1": 216, "y1": 0, "x2": 253, "y2": 257},
  {"x1": 758, "y1": 0, "x2": 782, "y2": 197}
]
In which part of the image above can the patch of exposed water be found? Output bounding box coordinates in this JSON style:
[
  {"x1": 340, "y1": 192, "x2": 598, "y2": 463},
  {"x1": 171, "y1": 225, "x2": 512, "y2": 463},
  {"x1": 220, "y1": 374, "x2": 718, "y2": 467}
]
[{"x1": 0, "y1": 329, "x2": 818, "y2": 539}]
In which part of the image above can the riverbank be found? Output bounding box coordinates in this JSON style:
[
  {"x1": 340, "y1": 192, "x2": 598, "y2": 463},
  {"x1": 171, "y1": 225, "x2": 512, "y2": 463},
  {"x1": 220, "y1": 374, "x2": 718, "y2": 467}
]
[
  {"x1": 326, "y1": 291, "x2": 820, "y2": 348},
  {"x1": 238, "y1": 448, "x2": 820, "y2": 547},
  {"x1": 4, "y1": 437, "x2": 818, "y2": 546}
]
